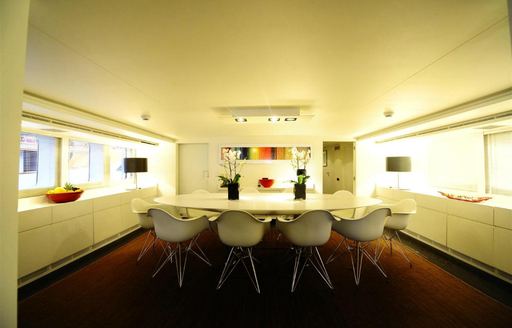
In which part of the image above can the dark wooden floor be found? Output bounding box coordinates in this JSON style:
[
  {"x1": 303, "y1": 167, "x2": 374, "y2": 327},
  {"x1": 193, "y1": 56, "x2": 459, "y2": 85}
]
[{"x1": 19, "y1": 230, "x2": 512, "y2": 327}]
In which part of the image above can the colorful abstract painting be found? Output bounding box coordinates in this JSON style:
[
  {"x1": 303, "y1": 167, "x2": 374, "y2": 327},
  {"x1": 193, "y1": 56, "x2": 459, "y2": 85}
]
[{"x1": 220, "y1": 146, "x2": 311, "y2": 161}]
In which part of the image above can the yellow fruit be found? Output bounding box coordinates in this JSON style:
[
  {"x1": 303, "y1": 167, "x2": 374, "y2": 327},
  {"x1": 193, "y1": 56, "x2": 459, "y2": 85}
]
[
  {"x1": 47, "y1": 190, "x2": 54, "y2": 194},
  {"x1": 54, "y1": 187, "x2": 66, "y2": 193}
]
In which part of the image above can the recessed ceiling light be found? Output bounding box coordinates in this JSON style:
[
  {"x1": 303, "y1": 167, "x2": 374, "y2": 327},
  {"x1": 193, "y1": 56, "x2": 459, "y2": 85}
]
[
  {"x1": 284, "y1": 117, "x2": 297, "y2": 121},
  {"x1": 234, "y1": 117, "x2": 247, "y2": 123},
  {"x1": 268, "y1": 117, "x2": 280, "y2": 123}
]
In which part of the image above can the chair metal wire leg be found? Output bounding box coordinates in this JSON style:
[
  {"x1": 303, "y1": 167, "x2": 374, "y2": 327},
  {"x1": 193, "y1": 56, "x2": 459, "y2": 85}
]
[
  {"x1": 311, "y1": 247, "x2": 334, "y2": 289},
  {"x1": 137, "y1": 230, "x2": 156, "y2": 262},
  {"x1": 243, "y1": 248, "x2": 261, "y2": 294},
  {"x1": 326, "y1": 237, "x2": 347, "y2": 264},
  {"x1": 153, "y1": 243, "x2": 175, "y2": 278},
  {"x1": 175, "y1": 242, "x2": 189, "y2": 287},
  {"x1": 291, "y1": 248, "x2": 303, "y2": 292},
  {"x1": 362, "y1": 247, "x2": 387, "y2": 279},
  {"x1": 347, "y1": 240, "x2": 388, "y2": 286},
  {"x1": 188, "y1": 234, "x2": 211, "y2": 266},
  {"x1": 395, "y1": 231, "x2": 412, "y2": 267},
  {"x1": 348, "y1": 241, "x2": 364, "y2": 286},
  {"x1": 217, "y1": 247, "x2": 236, "y2": 290},
  {"x1": 217, "y1": 247, "x2": 261, "y2": 293},
  {"x1": 291, "y1": 247, "x2": 333, "y2": 292}
]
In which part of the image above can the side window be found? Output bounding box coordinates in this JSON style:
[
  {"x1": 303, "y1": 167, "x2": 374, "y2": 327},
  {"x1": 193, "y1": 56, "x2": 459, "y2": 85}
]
[
  {"x1": 110, "y1": 146, "x2": 135, "y2": 181},
  {"x1": 19, "y1": 133, "x2": 57, "y2": 190},
  {"x1": 68, "y1": 140, "x2": 104, "y2": 184},
  {"x1": 485, "y1": 131, "x2": 512, "y2": 195}
]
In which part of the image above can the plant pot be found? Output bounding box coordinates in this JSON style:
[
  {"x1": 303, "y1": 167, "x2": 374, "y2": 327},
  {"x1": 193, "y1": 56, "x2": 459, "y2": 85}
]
[
  {"x1": 227, "y1": 183, "x2": 239, "y2": 200},
  {"x1": 296, "y1": 169, "x2": 307, "y2": 176},
  {"x1": 294, "y1": 183, "x2": 306, "y2": 200}
]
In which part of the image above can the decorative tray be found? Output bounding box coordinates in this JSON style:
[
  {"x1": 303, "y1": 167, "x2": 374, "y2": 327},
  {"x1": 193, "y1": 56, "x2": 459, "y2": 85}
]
[{"x1": 438, "y1": 191, "x2": 492, "y2": 203}]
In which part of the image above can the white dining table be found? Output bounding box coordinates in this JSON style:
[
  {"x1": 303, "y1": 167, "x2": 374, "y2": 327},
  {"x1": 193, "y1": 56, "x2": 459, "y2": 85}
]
[{"x1": 155, "y1": 192, "x2": 382, "y2": 215}]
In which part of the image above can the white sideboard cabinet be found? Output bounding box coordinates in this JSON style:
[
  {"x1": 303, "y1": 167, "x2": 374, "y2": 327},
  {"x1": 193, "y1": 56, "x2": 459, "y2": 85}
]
[
  {"x1": 375, "y1": 187, "x2": 512, "y2": 283},
  {"x1": 18, "y1": 186, "x2": 158, "y2": 285}
]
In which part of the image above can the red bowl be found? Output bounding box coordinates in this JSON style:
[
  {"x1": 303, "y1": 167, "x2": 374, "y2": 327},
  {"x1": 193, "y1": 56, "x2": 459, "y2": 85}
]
[
  {"x1": 47, "y1": 190, "x2": 84, "y2": 203},
  {"x1": 258, "y1": 178, "x2": 275, "y2": 188}
]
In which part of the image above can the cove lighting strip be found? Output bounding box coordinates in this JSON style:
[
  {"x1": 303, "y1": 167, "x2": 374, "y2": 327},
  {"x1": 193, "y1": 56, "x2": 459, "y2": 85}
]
[{"x1": 22, "y1": 111, "x2": 159, "y2": 146}]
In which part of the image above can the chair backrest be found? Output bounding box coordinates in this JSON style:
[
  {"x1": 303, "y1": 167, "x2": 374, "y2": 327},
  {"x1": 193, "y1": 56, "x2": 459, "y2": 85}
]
[
  {"x1": 386, "y1": 199, "x2": 417, "y2": 230},
  {"x1": 332, "y1": 190, "x2": 356, "y2": 218},
  {"x1": 240, "y1": 187, "x2": 260, "y2": 194},
  {"x1": 215, "y1": 210, "x2": 266, "y2": 247},
  {"x1": 280, "y1": 210, "x2": 335, "y2": 247},
  {"x1": 148, "y1": 208, "x2": 209, "y2": 243},
  {"x1": 131, "y1": 198, "x2": 184, "y2": 228},
  {"x1": 334, "y1": 208, "x2": 391, "y2": 242},
  {"x1": 131, "y1": 198, "x2": 153, "y2": 213},
  {"x1": 192, "y1": 189, "x2": 210, "y2": 194},
  {"x1": 131, "y1": 198, "x2": 155, "y2": 229},
  {"x1": 333, "y1": 190, "x2": 354, "y2": 200}
]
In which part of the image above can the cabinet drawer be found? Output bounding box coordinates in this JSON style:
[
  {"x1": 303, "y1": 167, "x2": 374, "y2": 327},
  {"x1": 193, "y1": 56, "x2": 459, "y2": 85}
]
[
  {"x1": 494, "y1": 227, "x2": 512, "y2": 274},
  {"x1": 446, "y1": 200, "x2": 493, "y2": 225},
  {"x1": 415, "y1": 194, "x2": 447, "y2": 212},
  {"x1": 19, "y1": 225, "x2": 53, "y2": 277},
  {"x1": 121, "y1": 203, "x2": 139, "y2": 230},
  {"x1": 494, "y1": 207, "x2": 512, "y2": 230},
  {"x1": 19, "y1": 207, "x2": 52, "y2": 232},
  {"x1": 51, "y1": 214, "x2": 93, "y2": 261},
  {"x1": 53, "y1": 200, "x2": 93, "y2": 223},
  {"x1": 447, "y1": 215, "x2": 493, "y2": 265},
  {"x1": 407, "y1": 206, "x2": 447, "y2": 245},
  {"x1": 94, "y1": 206, "x2": 122, "y2": 243},
  {"x1": 93, "y1": 194, "x2": 122, "y2": 211}
]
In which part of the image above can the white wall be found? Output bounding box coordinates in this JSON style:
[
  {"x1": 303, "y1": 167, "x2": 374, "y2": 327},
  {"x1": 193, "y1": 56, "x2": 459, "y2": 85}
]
[
  {"x1": 0, "y1": 0, "x2": 30, "y2": 325},
  {"x1": 355, "y1": 139, "x2": 381, "y2": 196},
  {"x1": 181, "y1": 136, "x2": 324, "y2": 192},
  {"x1": 136, "y1": 141, "x2": 176, "y2": 196},
  {"x1": 356, "y1": 128, "x2": 487, "y2": 197}
]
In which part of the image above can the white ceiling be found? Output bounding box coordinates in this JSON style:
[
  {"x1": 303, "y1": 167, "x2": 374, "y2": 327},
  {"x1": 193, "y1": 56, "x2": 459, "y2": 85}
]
[{"x1": 24, "y1": 0, "x2": 512, "y2": 141}]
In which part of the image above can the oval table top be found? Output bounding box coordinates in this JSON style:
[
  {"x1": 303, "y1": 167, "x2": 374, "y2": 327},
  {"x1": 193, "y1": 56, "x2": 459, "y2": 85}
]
[{"x1": 155, "y1": 192, "x2": 382, "y2": 215}]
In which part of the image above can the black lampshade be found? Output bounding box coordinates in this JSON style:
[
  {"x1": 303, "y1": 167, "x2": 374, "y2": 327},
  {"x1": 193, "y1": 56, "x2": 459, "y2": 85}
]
[
  {"x1": 386, "y1": 157, "x2": 411, "y2": 172},
  {"x1": 123, "y1": 158, "x2": 148, "y2": 173}
]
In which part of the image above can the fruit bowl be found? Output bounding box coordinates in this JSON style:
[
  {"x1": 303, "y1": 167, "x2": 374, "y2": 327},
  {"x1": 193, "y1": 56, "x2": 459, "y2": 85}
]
[
  {"x1": 258, "y1": 178, "x2": 275, "y2": 188},
  {"x1": 47, "y1": 190, "x2": 84, "y2": 203}
]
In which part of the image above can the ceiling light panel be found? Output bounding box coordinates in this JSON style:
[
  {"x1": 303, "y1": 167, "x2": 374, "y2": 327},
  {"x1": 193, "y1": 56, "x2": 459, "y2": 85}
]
[{"x1": 230, "y1": 106, "x2": 300, "y2": 117}]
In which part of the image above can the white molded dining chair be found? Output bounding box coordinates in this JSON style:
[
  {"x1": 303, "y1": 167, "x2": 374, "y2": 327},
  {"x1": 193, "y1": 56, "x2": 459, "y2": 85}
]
[
  {"x1": 276, "y1": 210, "x2": 337, "y2": 292},
  {"x1": 380, "y1": 199, "x2": 416, "y2": 266},
  {"x1": 330, "y1": 208, "x2": 391, "y2": 286},
  {"x1": 131, "y1": 198, "x2": 183, "y2": 262},
  {"x1": 211, "y1": 210, "x2": 271, "y2": 294},
  {"x1": 191, "y1": 189, "x2": 210, "y2": 194},
  {"x1": 331, "y1": 190, "x2": 356, "y2": 218},
  {"x1": 148, "y1": 208, "x2": 211, "y2": 287}
]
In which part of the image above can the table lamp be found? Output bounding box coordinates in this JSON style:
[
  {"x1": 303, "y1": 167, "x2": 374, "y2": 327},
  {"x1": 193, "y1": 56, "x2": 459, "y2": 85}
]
[
  {"x1": 386, "y1": 156, "x2": 411, "y2": 189},
  {"x1": 124, "y1": 157, "x2": 147, "y2": 189}
]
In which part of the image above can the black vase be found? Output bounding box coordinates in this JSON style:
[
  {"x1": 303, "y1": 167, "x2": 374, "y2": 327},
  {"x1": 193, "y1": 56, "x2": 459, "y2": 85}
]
[
  {"x1": 294, "y1": 183, "x2": 306, "y2": 200},
  {"x1": 227, "y1": 183, "x2": 239, "y2": 200},
  {"x1": 296, "y1": 169, "x2": 307, "y2": 176}
]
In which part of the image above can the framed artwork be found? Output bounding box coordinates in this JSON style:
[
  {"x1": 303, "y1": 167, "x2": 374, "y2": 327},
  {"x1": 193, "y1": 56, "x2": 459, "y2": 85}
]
[
  {"x1": 220, "y1": 145, "x2": 311, "y2": 162},
  {"x1": 323, "y1": 150, "x2": 327, "y2": 167}
]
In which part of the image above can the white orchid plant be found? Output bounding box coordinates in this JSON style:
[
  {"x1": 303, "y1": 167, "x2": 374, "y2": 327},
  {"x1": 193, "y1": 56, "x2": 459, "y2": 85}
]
[
  {"x1": 218, "y1": 148, "x2": 245, "y2": 187},
  {"x1": 290, "y1": 147, "x2": 311, "y2": 185}
]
